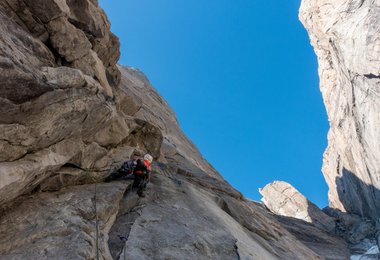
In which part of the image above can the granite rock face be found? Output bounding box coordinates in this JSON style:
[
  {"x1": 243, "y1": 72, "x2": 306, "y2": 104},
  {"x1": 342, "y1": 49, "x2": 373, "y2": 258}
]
[
  {"x1": 300, "y1": 0, "x2": 380, "y2": 220},
  {"x1": 0, "y1": 0, "x2": 131, "y2": 206},
  {"x1": 0, "y1": 182, "x2": 129, "y2": 260},
  {"x1": 0, "y1": 0, "x2": 362, "y2": 259}
]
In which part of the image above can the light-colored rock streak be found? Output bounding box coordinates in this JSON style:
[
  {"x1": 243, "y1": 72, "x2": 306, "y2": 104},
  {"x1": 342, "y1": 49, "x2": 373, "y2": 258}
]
[{"x1": 300, "y1": 0, "x2": 380, "y2": 219}]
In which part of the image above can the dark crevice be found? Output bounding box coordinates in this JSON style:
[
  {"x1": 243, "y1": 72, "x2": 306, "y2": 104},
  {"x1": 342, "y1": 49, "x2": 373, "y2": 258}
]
[
  {"x1": 363, "y1": 73, "x2": 380, "y2": 79},
  {"x1": 44, "y1": 39, "x2": 64, "y2": 66},
  {"x1": 108, "y1": 185, "x2": 145, "y2": 260},
  {"x1": 234, "y1": 241, "x2": 241, "y2": 260},
  {"x1": 61, "y1": 163, "x2": 85, "y2": 171},
  {"x1": 216, "y1": 197, "x2": 233, "y2": 217},
  {"x1": 347, "y1": 0, "x2": 365, "y2": 12}
]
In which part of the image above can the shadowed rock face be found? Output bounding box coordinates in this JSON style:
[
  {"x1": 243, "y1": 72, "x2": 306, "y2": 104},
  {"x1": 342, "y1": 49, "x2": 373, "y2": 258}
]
[{"x1": 299, "y1": 0, "x2": 380, "y2": 220}]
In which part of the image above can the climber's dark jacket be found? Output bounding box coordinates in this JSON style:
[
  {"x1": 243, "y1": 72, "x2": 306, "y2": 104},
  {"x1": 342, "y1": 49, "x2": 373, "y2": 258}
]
[
  {"x1": 133, "y1": 159, "x2": 152, "y2": 176},
  {"x1": 105, "y1": 158, "x2": 152, "y2": 197}
]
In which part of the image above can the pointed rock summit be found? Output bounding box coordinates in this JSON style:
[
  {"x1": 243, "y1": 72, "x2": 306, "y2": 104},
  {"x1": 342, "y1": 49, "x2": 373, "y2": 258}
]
[{"x1": 260, "y1": 181, "x2": 335, "y2": 233}]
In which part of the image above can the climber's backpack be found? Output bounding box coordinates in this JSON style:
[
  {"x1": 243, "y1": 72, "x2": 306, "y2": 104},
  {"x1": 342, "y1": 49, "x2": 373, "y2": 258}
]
[
  {"x1": 119, "y1": 159, "x2": 137, "y2": 175},
  {"x1": 105, "y1": 159, "x2": 137, "y2": 182}
]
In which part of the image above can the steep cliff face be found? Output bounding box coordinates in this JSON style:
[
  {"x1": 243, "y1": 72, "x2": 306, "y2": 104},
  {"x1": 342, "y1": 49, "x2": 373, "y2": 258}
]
[
  {"x1": 0, "y1": 0, "x2": 126, "y2": 206},
  {"x1": 299, "y1": 0, "x2": 380, "y2": 220},
  {"x1": 0, "y1": 1, "x2": 348, "y2": 259}
]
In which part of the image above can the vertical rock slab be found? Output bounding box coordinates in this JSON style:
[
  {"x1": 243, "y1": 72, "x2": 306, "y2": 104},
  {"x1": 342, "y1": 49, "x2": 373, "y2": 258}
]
[{"x1": 300, "y1": 0, "x2": 380, "y2": 219}]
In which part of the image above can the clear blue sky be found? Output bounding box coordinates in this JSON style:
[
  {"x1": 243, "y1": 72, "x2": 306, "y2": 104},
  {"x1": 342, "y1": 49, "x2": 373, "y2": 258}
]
[{"x1": 99, "y1": 0, "x2": 330, "y2": 208}]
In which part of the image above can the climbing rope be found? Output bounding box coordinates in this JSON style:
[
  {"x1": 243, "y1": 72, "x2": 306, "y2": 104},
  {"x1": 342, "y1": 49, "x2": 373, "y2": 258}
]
[
  {"x1": 94, "y1": 182, "x2": 100, "y2": 260},
  {"x1": 118, "y1": 235, "x2": 129, "y2": 260}
]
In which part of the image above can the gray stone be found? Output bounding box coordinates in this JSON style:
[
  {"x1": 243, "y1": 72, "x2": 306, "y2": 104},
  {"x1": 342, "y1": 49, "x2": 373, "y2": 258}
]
[
  {"x1": 71, "y1": 50, "x2": 113, "y2": 97},
  {"x1": 42, "y1": 66, "x2": 86, "y2": 89},
  {"x1": 0, "y1": 182, "x2": 129, "y2": 260},
  {"x1": 1, "y1": 0, "x2": 49, "y2": 41},
  {"x1": 47, "y1": 16, "x2": 92, "y2": 62},
  {"x1": 66, "y1": 0, "x2": 109, "y2": 38},
  {"x1": 23, "y1": 0, "x2": 70, "y2": 23},
  {"x1": 0, "y1": 7, "x2": 54, "y2": 104}
]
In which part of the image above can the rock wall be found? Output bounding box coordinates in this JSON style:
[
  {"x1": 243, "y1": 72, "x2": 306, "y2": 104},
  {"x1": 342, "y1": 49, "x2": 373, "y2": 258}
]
[
  {"x1": 0, "y1": 0, "x2": 155, "y2": 206},
  {"x1": 0, "y1": 0, "x2": 356, "y2": 259},
  {"x1": 300, "y1": 0, "x2": 380, "y2": 220}
]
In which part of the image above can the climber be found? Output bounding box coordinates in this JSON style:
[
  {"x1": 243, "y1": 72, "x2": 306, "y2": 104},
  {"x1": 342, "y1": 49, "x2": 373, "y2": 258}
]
[
  {"x1": 132, "y1": 154, "x2": 153, "y2": 197},
  {"x1": 105, "y1": 154, "x2": 153, "y2": 197}
]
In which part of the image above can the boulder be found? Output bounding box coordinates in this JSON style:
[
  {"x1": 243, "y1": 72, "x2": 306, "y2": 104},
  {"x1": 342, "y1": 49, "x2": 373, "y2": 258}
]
[
  {"x1": 23, "y1": 0, "x2": 70, "y2": 23},
  {"x1": 47, "y1": 16, "x2": 92, "y2": 62},
  {"x1": 41, "y1": 66, "x2": 86, "y2": 89},
  {"x1": 66, "y1": 0, "x2": 109, "y2": 38},
  {"x1": 71, "y1": 50, "x2": 113, "y2": 97}
]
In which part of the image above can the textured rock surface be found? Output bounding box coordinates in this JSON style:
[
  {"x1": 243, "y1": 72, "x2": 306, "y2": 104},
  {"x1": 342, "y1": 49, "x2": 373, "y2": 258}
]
[
  {"x1": 299, "y1": 1, "x2": 380, "y2": 258},
  {"x1": 0, "y1": 0, "x2": 360, "y2": 259},
  {"x1": 273, "y1": 215, "x2": 350, "y2": 260},
  {"x1": 300, "y1": 0, "x2": 380, "y2": 220},
  {"x1": 113, "y1": 175, "x2": 323, "y2": 260},
  {"x1": 260, "y1": 181, "x2": 336, "y2": 233},
  {"x1": 0, "y1": 182, "x2": 129, "y2": 260},
  {"x1": 0, "y1": 0, "x2": 141, "y2": 206}
]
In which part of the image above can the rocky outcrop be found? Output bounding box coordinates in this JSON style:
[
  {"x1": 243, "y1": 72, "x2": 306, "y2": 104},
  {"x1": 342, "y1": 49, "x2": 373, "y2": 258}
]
[
  {"x1": 260, "y1": 181, "x2": 380, "y2": 259},
  {"x1": 260, "y1": 181, "x2": 351, "y2": 260},
  {"x1": 0, "y1": 0, "x2": 120, "y2": 99},
  {"x1": 0, "y1": 0, "x2": 148, "y2": 206},
  {"x1": 299, "y1": 0, "x2": 380, "y2": 220},
  {"x1": 260, "y1": 181, "x2": 336, "y2": 233}
]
